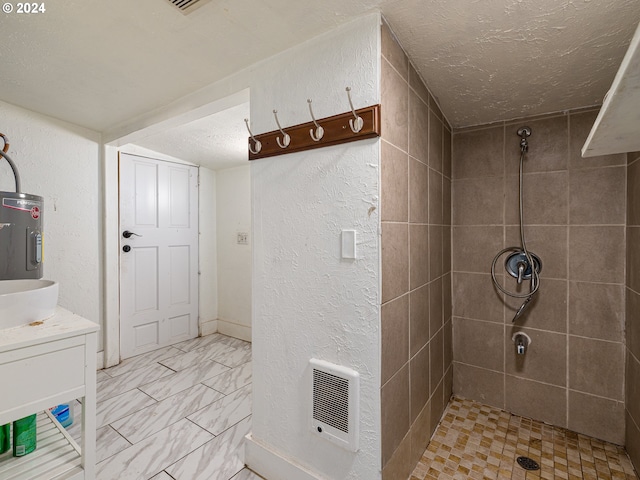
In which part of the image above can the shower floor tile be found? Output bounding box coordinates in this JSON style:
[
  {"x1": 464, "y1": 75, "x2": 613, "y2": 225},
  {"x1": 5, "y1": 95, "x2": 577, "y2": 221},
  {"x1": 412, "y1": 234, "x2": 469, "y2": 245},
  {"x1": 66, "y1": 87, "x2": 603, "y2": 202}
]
[{"x1": 410, "y1": 397, "x2": 639, "y2": 480}]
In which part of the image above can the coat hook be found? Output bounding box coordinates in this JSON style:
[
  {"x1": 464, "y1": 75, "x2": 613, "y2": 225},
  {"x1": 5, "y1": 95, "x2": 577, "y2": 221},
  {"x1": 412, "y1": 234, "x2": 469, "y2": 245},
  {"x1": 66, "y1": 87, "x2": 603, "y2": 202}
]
[
  {"x1": 307, "y1": 99, "x2": 324, "y2": 142},
  {"x1": 346, "y1": 87, "x2": 364, "y2": 133},
  {"x1": 244, "y1": 118, "x2": 262, "y2": 155},
  {"x1": 273, "y1": 110, "x2": 290, "y2": 148}
]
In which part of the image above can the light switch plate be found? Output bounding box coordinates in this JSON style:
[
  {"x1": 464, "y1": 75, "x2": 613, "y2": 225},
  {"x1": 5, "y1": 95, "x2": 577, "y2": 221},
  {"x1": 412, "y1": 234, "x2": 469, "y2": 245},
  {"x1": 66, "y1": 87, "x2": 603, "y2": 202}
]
[{"x1": 341, "y1": 230, "x2": 356, "y2": 259}]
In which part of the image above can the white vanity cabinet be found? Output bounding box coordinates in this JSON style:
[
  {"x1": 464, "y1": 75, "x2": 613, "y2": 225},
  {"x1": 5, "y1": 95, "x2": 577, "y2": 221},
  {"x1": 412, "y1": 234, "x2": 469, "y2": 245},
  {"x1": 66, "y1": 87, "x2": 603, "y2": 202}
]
[{"x1": 0, "y1": 307, "x2": 99, "y2": 479}]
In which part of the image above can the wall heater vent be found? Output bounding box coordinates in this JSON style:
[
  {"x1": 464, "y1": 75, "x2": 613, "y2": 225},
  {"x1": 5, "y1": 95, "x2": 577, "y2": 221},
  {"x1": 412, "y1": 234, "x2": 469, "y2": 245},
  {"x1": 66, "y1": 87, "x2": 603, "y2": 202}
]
[
  {"x1": 165, "y1": 0, "x2": 211, "y2": 15},
  {"x1": 310, "y1": 359, "x2": 359, "y2": 452}
]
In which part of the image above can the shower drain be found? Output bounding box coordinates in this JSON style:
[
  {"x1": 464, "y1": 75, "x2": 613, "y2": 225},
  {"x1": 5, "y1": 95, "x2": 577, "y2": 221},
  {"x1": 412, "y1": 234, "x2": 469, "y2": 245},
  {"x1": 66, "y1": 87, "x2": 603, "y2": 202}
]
[{"x1": 516, "y1": 456, "x2": 540, "y2": 471}]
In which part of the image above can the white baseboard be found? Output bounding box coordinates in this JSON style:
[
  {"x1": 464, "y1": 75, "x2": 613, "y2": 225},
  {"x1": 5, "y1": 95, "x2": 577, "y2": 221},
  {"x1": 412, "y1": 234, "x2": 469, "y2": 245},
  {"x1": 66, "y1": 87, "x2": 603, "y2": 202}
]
[
  {"x1": 97, "y1": 351, "x2": 104, "y2": 370},
  {"x1": 217, "y1": 319, "x2": 251, "y2": 342},
  {"x1": 200, "y1": 319, "x2": 218, "y2": 337},
  {"x1": 245, "y1": 434, "x2": 325, "y2": 480}
]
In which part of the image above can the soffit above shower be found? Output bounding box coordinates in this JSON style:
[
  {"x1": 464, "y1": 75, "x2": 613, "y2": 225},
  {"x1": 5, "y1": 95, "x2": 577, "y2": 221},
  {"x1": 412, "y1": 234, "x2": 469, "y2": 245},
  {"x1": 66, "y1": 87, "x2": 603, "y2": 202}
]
[
  {"x1": 582, "y1": 23, "x2": 640, "y2": 157},
  {"x1": 0, "y1": 0, "x2": 638, "y2": 131}
]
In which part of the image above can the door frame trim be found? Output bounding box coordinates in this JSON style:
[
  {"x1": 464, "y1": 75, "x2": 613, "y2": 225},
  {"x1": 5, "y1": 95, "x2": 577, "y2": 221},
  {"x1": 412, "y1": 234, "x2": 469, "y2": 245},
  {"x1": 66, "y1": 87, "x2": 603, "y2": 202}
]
[{"x1": 102, "y1": 88, "x2": 250, "y2": 368}]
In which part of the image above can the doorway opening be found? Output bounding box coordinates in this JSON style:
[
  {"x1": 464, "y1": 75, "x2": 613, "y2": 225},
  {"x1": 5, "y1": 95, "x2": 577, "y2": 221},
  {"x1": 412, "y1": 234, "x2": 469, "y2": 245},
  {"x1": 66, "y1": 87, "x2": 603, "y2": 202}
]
[{"x1": 103, "y1": 90, "x2": 252, "y2": 367}]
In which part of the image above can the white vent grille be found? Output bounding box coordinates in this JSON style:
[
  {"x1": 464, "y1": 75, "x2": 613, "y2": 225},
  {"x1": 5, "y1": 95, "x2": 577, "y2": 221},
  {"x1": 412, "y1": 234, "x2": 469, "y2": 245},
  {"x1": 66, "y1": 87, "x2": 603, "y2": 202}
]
[
  {"x1": 166, "y1": 0, "x2": 211, "y2": 14},
  {"x1": 313, "y1": 370, "x2": 349, "y2": 433},
  {"x1": 310, "y1": 359, "x2": 359, "y2": 451}
]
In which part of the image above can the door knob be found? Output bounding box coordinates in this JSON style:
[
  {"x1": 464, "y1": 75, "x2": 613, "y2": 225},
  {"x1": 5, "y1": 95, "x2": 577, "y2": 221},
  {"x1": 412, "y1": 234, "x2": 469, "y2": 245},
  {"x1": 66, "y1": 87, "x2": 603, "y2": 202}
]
[
  {"x1": 122, "y1": 245, "x2": 131, "y2": 253},
  {"x1": 122, "y1": 230, "x2": 141, "y2": 239}
]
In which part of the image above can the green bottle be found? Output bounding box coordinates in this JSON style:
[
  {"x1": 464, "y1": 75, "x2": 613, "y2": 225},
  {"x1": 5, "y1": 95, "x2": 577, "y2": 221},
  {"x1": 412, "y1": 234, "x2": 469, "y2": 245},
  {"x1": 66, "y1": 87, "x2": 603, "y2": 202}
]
[
  {"x1": 0, "y1": 424, "x2": 9, "y2": 454},
  {"x1": 13, "y1": 414, "x2": 36, "y2": 457}
]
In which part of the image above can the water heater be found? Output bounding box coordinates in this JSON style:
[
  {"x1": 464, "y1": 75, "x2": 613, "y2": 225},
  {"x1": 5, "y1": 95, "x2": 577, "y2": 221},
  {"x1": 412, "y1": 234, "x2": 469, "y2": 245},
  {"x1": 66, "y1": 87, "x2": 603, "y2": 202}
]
[{"x1": 0, "y1": 191, "x2": 43, "y2": 280}]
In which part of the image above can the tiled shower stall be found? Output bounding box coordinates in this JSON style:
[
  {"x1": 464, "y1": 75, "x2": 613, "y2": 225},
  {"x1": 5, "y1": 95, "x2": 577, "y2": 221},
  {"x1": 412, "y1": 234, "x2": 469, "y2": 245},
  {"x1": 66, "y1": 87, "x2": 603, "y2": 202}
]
[{"x1": 380, "y1": 18, "x2": 640, "y2": 480}]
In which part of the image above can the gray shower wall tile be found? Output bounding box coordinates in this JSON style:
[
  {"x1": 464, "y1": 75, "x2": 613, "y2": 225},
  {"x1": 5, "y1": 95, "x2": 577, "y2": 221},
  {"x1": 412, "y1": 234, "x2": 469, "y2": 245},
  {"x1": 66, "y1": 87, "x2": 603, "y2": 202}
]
[
  {"x1": 504, "y1": 115, "x2": 568, "y2": 175},
  {"x1": 381, "y1": 141, "x2": 409, "y2": 222},
  {"x1": 381, "y1": 57, "x2": 408, "y2": 152},
  {"x1": 410, "y1": 344, "x2": 430, "y2": 424},
  {"x1": 568, "y1": 390, "x2": 625, "y2": 445},
  {"x1": 452, "y1": 125, "x2": 504, "y2": 180},
  {"x1": 452, "y1": 272, "x2": 504, "y2": 323},
  {"x1": 409, "y1": 156, "x2": 428, "y2": 223},
  {"x1": 504, "y1": 226, "x2": 567, "y2": 280},
  {"x1": 429, "y1": 110, "x2": 443, "y2": 173},
  {"x1": 570, "y1": 166, "x2": 626, "y2": 225},
  {"x1": 381, "y1": 294, "x2": 409, "y2": 385},
  {"x1": 569, "y1": 335, "x2": 624, "y2": 401},
  {"x1": 628, "y1": 227, "x2": 640, "y2": 293},
  {"x1": 381, "y1": 364, "x2": 410, "y2": 467},
  {"x1": 626, "y1": 287, "x2": 640, "y2": 360},
  {"x1": 452, "y1": 226, "x2": 503, "y2": 274},
  {"x1": 570, "y1": 281, "x2": 624, "y2": 342},
  {"x1": 505, "y1": 326, "x2": 566, "y2": 387},
  {"x1": 381, "y1": 19, "x2": 408, "y2": 80},
  {"x1": 505, "y1": 375, "x2": 567, "y2": 428},
  {"x1": 452, "y1": 176, "x2": 504, "y2": 226},
  {"x1": 410, "y1": 284, "x2": 430, "y2": 358},
  {"x1": 453, "y1": 362, "x2": 504, "y2": 408},
  {"x1": 569, "y1": 226, "x2": 625, "y2": 284},
  {"x1": 409, "y1": 90, "x2": 429, "y2": 164},
  {"x1": 452, "y1": 317, "x2": 503, "y2": 371},
  {"x1": 504, "y1": 171, "x2": 569, "y2": 225},
  {"x1": 409, "y1": 64, "x2": 430, "y2": 106},
  {"x1": 502, "y1": 278, "x2": 567, "y2": 333},
  {"x1": 381, "y1": 222, "x2": 409, "y2": 303},
  {"x1": 628, "y1": 157, "x2": 640, "y2": 226}
]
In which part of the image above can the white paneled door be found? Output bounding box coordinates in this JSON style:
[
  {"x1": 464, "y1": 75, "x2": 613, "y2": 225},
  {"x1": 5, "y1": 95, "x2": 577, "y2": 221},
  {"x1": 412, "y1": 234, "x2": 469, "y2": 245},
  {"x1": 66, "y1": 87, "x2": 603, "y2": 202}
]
[{"x1": 119, "y1": 153, "x2": 199, "y2": 360}]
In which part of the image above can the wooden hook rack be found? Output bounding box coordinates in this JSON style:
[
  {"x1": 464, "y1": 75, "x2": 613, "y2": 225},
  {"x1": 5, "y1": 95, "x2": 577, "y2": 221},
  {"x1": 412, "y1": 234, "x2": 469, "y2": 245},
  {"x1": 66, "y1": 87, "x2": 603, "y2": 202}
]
[{"x1": 248, "y1": 104, "x2": 381, "y2": 161}]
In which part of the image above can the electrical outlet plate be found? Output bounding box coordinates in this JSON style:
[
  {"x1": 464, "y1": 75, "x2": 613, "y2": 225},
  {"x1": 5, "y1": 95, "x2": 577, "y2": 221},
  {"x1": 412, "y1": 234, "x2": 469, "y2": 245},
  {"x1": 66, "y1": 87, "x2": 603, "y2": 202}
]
[{"x1": 236, "y1": 232, "x2": 249, "y2": 245}]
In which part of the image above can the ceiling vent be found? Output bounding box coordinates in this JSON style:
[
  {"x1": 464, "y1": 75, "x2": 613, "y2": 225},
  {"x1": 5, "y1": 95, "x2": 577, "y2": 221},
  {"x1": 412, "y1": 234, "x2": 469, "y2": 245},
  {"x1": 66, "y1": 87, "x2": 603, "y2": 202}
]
[{"x1": 166, "y1": 0, "x2": 211, "y2": 15}]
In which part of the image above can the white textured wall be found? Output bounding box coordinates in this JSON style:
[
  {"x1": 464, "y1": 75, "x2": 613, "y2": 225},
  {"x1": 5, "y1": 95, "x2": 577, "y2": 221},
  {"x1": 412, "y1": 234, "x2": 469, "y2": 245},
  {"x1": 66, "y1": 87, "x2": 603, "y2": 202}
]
[
  {"x1": 216, "y1": 165, "x2": 251, "y2": 340},
  {"x1": 199, "y1": 166, "x2": 218, "y2": 329},
  {"x1": 0, "y1": 100, "x2": 102, "y2": 342},
  {"x1": 250, "y1": 14, "x2": 381, "y2": 479}
]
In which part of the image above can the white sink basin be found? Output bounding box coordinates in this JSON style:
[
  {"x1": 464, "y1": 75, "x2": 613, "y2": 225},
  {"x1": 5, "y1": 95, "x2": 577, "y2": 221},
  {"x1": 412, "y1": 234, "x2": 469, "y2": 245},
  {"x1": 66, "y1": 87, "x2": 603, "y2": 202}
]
[{"x1": 0, "y1": 279, "x2": 59, "y2": 329}]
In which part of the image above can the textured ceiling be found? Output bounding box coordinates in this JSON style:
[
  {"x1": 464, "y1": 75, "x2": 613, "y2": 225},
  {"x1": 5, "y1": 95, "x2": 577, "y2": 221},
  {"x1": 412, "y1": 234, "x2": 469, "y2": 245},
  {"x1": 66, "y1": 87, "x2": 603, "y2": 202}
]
[
  {"x1": 132, "y1": 102, "x2": 250, "y2": 170},
  {"x1": 0, "y1": 0, "x2": 638, "y2": 139}
]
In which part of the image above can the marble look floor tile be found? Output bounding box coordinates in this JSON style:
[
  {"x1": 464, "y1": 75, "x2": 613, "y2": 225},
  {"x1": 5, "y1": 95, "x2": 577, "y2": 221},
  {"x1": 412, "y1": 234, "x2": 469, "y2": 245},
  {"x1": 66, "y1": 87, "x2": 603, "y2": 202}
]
[
  {"x1": 149, "y1": 472, "x2": 174, "y2": 480},
  {"x1": 188, "y1": 384, "x2": 252, "y2": 435},
  {"x1": 95, "y1": 418, "x2": 213, "y2": 480},
  {"x1": 104, "y1": 346, "x2": 183, "y2": 377},
  {"x1": 173, "y1": 333, "x2": 228, "y2": 352},
  {"x1": 97, "y1": 388, "x2": 156, "y2": 428},
  {"x1": 166, "y1": 416, "x2": 251, "y2": 480},
  {"x1": 159, "y1": 342, "x2": 238, "y2": 371},
  {"x1": 97, "y1": 370, "x2": 111, "y2": 383},
  {"x1": 231, "y1": 468, "x2": 265, "y2": 480},
  {"x1": 111, "y1": 383, "x2": 225, "y2": 444},
  {"x1": 139, "y1": 360, "x2": 230, "y2": 401},
  {"x1": 217, "y1": 336, "x2": 251, "y2": 350},
  {"x1": 98, "y1": 363, "x2": 174, "y2": 401},
  {"x1": 215, "y1": 346, "x2": 252, "y2": 368},
  {"x1": 96, "y1": 425, "x2": 132, "y2": 463},
  {"x1": 202, "y1": 361, "x2": 252, "y2": 395}
]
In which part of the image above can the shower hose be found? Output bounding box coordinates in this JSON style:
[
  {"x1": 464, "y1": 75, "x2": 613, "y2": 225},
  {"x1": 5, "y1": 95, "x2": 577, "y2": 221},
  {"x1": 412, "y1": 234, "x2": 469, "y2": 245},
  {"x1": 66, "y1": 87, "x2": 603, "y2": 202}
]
[{"x1": 490, "y1": 134, "x2": 540, "y2": 321}]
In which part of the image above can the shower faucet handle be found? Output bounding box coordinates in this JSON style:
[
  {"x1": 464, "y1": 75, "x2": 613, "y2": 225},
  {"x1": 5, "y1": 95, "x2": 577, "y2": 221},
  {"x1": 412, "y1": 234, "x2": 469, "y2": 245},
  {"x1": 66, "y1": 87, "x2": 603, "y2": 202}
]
[{"x1": 517, "y1": 262, "x2": 526, "y2": 284}]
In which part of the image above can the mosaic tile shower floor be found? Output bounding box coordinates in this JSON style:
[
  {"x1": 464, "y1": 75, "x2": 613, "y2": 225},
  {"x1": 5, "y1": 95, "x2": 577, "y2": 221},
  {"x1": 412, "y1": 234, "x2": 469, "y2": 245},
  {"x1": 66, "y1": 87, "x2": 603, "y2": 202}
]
[{"x1": 410, "y1": 397, "x2": 638, "y2": 480}]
